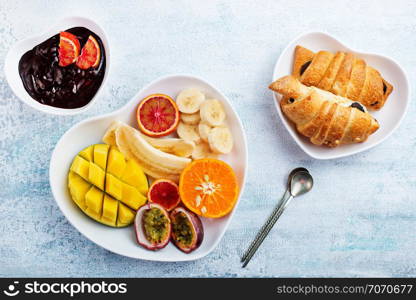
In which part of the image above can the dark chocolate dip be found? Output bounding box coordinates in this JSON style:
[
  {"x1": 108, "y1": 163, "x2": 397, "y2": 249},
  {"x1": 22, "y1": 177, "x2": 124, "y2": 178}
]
[{"x1": 18, "y1": 27, "x2": 106, "y2": 109}]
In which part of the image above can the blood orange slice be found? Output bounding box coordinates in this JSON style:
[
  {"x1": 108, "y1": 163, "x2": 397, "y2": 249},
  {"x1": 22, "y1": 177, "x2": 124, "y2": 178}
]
[
  {"x1": 58, "y1": 31, "x2": 80, "y2": 67},
  {"x1": 148, "y1": 179, "x2": 181, "y2": 211},
  {"x1": 137, "y1": 94, "x2": 180, "y2": 137},
  {"x1": 76, "y1": 35, "x2": 101, "y2": 69},
  {"x1": 179, "y1": 158, "x2": 239, "y2": 218}
]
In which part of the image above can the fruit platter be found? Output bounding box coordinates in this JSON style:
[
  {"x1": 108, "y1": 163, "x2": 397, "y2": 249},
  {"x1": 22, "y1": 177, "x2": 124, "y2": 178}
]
[{"x1": 50, "y1": 74, "x2": 247, "y2": 261}]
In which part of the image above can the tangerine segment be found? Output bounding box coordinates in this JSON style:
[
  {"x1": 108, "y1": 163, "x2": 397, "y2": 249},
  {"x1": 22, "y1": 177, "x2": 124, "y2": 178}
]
[
  {"x1": 179, "y1": 158, "x2": 239, "y2": 218},
  {"x1": 137, "y1": 94, "x2": 180, "y2": 137}
]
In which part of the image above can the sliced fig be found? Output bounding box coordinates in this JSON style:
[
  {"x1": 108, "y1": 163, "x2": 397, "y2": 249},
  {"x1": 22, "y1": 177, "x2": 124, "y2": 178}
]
[
  {"x1": 135, "y1": 203, "x2": 171, "y2": 250},
  {"x1": 170, "y1": 207, "x2": 204, "y2": 253}
]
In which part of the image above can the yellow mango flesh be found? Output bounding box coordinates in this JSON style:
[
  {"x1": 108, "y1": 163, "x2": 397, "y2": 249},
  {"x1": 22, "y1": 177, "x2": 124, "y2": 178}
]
[
  {"x1": 70, "y1": 156, "x2": 89, "y2": 181},
  {"x1": 94, "y1": 144, "x2": 109, "y2": 170},
  {"x1": 67, "y1": 144, "x2": 148, "y2": 227},
  {"x1": 101, "y1": 194, "x2": 119, "y2": 226},
  {"x1": 122, "y1": 159, "x2": 149, "y2": 195},
  {"x1": 89, "y1": 162, "x2": 105, "y2": 190},
  {"x1": 85, "y1": 186, "x2": 104, "y2": 214},
  {"x1": 118, "y1": 203, "x2": 136, "y2": 226},
  {"x1": 107, "y1": 147, "x2": 126, "y2": 177},
  {"x1": 79, "y1": 145, "x2": 94, "y2": 161}
]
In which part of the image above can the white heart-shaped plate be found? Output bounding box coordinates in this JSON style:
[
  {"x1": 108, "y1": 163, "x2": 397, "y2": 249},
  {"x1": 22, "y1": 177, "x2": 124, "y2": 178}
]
[
  {"x1": 272, "y1": 32, "x2": 410, "y2": 159},
  {"x1": 49, "y1": 74, "x2": 248, "y2": 261},
  {"x1": 4, "y1": 16, "x2": 110, "y2": 115}
]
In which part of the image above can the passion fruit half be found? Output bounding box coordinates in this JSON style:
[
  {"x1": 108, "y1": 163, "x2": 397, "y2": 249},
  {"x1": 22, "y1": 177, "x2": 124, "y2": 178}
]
[
  {"x1": 170, "y1": 207, "x2": 204, "y2": 253},
  {"x1": 135, "y1": 203, "x2": 171, "y2": 250}
]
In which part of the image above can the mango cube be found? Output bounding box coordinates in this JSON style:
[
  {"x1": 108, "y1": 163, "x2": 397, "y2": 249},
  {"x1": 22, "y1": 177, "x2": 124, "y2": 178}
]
[
  {"x1": 118, "y1": 203, "x2": 135, "y2": 226},
  {"x1": 94, "y1": 144, "x2": 109, "y2": 170},
  {"x1": 84, "y1": 208, "x2": 101, "y2": 222},
  {"x1": 121, "y1": 159, "x2": 149, "y2": 195},
  {"x1": 107, "y1": 147, "x2": 126, "y2": 178},
  {"x1": 70, "y1": 156, "x2": 90, "y2": 180},
  {"x1": 121, "y1": 182, "x2": 147, "y2": 210},
  {"x1": 79, "y1": 145, "x2": 94, "y2": 161},
  {"x1": 105, "y1": 173, "x2": 123, "y2": 200},
  {"x1": 68, "y1": 172, "x2": 90, "y2": 210},
  {"x1": 88, "y1": 162, "x2": 105, "y2": 190},
  {"x1": 85, "y1": 186, "x2": 104, "y2": 214},
  {"x1": 101, "y1": 194, "x2": 118, "y2": 226}
]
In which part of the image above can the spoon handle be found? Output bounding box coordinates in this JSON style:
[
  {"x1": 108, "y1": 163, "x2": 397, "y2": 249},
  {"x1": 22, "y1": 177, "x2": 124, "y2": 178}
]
[
  {"x1": 241, "y1": 190, "x2": 292, "y2": 264},
  {"x1": 241, "y1": 195, "x2": 293, "y2": 268}
]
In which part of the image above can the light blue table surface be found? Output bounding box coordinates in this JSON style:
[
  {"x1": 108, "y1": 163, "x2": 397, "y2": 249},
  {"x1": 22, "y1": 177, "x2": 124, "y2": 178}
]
[{"x1": 0, "y1": 0, "x2": 415, "y2": 277}]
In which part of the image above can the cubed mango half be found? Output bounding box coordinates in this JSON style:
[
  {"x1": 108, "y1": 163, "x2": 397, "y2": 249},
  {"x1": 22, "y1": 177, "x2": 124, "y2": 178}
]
[{"x1": 67, "y1": 143, "x2": 148, "y2": 227}]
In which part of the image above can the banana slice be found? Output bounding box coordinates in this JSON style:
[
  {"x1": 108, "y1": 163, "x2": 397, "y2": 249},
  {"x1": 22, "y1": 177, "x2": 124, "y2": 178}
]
[
  {"x1": 181, "y1": 112, "x2": 201, "y2": 125},
  {"x1": 208, "y1": 126, "x2": 233, "y2": 154},
  {"x1": 192, "y1": 142, "x2": 218, "y2": 160},
  {"x1": 176, "y1": 88, "x2": 205, "y2": 114},
  {"x1": 177, "y1": 122, "x2": 201, "y2": 143},
  {"x1": 198, "y1": 122, "x2": 212, "y2": 143},
  {"x1": 200, "y1": 99, "x2": 226, "y2": 126}
]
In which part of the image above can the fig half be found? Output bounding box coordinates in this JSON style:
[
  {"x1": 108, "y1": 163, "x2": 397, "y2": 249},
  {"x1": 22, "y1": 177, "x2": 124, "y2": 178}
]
[
  {"x1": 135, "y1": 203, "x2": 171, "y2": 250},
  {"x1": 170, "y1": 207, "x2": 204, "y2": 253}
]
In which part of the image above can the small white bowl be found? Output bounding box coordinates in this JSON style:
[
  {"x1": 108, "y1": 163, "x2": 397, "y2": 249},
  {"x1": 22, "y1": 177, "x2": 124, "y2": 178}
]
[
  {"x1": 272, "y1": 31, "x2": 410, "y2": 160},
  {"x1": 49, "y1": 74, "x2": 248, "y2": 261},
  {"x1": 4, "y1": 16, "x2": 110, "y2": 115}
]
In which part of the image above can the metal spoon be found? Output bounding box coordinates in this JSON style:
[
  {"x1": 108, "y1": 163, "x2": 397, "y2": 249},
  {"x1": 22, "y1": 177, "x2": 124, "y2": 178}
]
[
  {"x1": 240, "y1": 167, "x2": 309, "y2": 263},
  {"x1": 241, "y1": 168, "x2": 314, "y2": 268}
]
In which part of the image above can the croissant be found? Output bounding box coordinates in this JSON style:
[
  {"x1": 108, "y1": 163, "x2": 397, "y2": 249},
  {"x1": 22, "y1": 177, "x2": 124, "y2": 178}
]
[
  {"x1": 292, "y1": 45, "x2": 393, "y2": 110},
  {"x1": 269, "y1": 76, "x2": 379, "y2": 147}
]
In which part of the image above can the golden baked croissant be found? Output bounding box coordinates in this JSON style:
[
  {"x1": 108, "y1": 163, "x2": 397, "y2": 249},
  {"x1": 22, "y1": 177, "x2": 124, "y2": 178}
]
[
  {"x1": 292, "y1": 45, "x2": 393, "y2": 110},
  {"x1": 269, "y1": 76, "x2": 379, "y2": 147}
]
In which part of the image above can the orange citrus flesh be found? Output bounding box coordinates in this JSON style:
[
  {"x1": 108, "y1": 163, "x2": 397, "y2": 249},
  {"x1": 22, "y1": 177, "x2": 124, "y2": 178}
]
[
  {"x1": 179, "y1": 158, "x2": 239, "y2": 218},
  {"x1": 76, "y1": 35, "x2": 101, "y2": 69},
  {"x1": 148, "y1": 179, "x2": 180, "y2": 211},
  {"x1": 137, "y1": 94, "x2": 180, "y2": 137},
  {"x1": 58, "y1": 31, "x2": 80, "y2": 67}
]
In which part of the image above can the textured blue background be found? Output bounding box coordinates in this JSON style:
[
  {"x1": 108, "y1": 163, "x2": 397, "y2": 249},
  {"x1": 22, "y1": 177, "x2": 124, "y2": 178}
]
[{"x1": 0, "y1": 0, "x2": 415, "y2": 277}]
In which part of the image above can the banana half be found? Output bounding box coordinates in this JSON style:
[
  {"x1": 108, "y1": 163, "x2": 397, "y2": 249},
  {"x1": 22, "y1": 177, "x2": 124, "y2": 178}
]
[{"x1": 103, "y1": 121, "x2": 191, "y2": 182}]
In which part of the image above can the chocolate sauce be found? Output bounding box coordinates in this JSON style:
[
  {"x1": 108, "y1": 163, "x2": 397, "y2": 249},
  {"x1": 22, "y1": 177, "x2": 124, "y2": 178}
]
[{"x1": 18, "y1": 27, "x2": 106, "y2": 109}]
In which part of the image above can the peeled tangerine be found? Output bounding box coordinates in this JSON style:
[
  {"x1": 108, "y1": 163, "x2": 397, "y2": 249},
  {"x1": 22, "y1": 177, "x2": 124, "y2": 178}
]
[{"x1": 68, "y1": 144, "x2": 149, "y2": 227}]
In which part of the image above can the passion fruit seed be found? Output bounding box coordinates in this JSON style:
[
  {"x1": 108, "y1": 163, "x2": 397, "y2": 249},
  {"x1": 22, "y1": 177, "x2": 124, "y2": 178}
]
[
  {"x1": 170, "y1": 207, "x2": 204, "y2": 253},
  {"x1": 143, "y1": 207, "x2": 170, "y2": 244},
  {"x1": 172, "y1": 212, "x2": 194, "y2": 246}
]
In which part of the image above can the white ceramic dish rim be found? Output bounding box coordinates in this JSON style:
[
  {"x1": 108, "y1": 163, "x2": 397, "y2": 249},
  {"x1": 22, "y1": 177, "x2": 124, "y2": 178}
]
[
  {"x1": 4, "y1": 16, "x2": 110, "y2": 116},
  {"x1": 49, "y1": 73, "x2": 248, "y2": 261},
  {"x1": 272, "y1": 31, "x2": 411, "y2": 160}
]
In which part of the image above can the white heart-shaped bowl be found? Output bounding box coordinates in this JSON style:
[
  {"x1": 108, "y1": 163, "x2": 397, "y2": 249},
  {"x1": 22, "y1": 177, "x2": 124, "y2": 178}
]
[
  {"x1": 49, "y1": 74, "x2": 248, "y2": 261},
  {"x1": 272, "y1": 32, "x2": 410, "y2": 160},
  {"x1": 4, "y1": 16, "x2": 110, "y2": 115}
]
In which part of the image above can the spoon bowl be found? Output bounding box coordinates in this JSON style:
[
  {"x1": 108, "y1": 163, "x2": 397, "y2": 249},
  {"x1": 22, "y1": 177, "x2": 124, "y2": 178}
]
[
  {"x1": 287, "y1": 167, "x2": 309, "y2": 187},
  {"x1": 290, "y1": 171, "x2": 314, "y2": 197}
]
